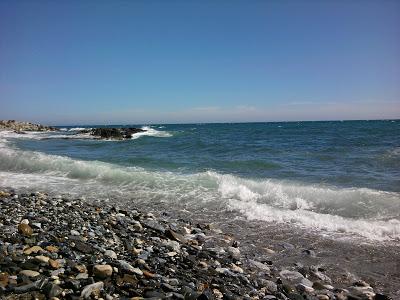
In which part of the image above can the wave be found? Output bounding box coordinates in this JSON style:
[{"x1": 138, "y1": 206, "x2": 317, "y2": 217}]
[
  {"x1": 130, "y1": 126, "x2": 172, "y2": 140},
  {"x1": 209, "y1": 172, "x2": 400, "y2": 240},
  {"x1": 68, "y1": 127, "x2": 90, "y2": 131},
  {"x1": 0, "y1": 138, "x2": 399, "y2": 241}
]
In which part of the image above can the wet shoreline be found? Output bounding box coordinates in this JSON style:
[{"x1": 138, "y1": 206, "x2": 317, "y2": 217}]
[{"x1": 0, "y1": 188, "x2": 395, "y2": 299}]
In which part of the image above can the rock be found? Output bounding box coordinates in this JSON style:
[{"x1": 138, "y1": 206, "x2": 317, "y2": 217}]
[
  {"x1": 142, "y1": 219, "x2": 165, "y2": 233},
  {"x1": 93, "y1": 264, "x2": 113, "y2": 279},
  {"x1": 76, "y1": 273, "x2": 89, "y2": 280},
  {"x1": 51, "y1": 268, "x2": 65, "y2": 276},
  {"x1": 19, "y1": 270, "x2": 40, "y2": 278},
  {"x1": 248, "y1": 259, "x2": 270, "y2": 272},
  {"x1": 45, "y1": 245, "x2": 59, "y2": 253},
  {"x1": 264, "y1": 280, "x2": 278, "y2": 292},
  {"x1": 296, "y1": 283, "x2": 314, "y2": 293},
  {"x1": 0, "y1": 272, "x2": 9, "y2": 287},
  {"x1": 0, "y1": 120, "x2": 58, "y2": 131},
  {"x1": 74, "y1": 264, "x2": 87, "y2": 273},
  {"x1": 280, "y1": 270, "x2": 305, "y2": 282},
  {"x1": 104, "y1": 249, "x2": 117, "y2": 259},
  {"x1": 45, "y1": 283, "x2": 63, "y2": 298},
  {"x1": 163, "y1": 240, "x2": 181, "y2": 252},
  {"x1": 74, "y1": 241, "x2": 93, "y2": 253},
  {"x1": 348, "y1": 286, "x2": 375, "y2": 299},
  {"x1": 89, "y1": 127, "x2": 146, "y2": 140},
  {"x1": 34, "y1": 255, "x2": 50, "y2": 264},
  {"x1": 18, "y1": 224, "x2": 33, "y2": 236},
  {"x1": 23, "y1": 245, "x2": 44, "y2": 255},
  {"x1": 0, "y1": 191, "x2": 11, "y2": 198},
  {"x1": 279, "y1": 242, "x2": 295, "y2": 250},
  {"x1": 117, "y1": 260, "x2": 143, "y2": 276},
  {"x1": 81, "y1": 281, "x2": 104, "y2": 299},
  {"x1": 302, "y1": 249, "x2": 317, "y2": 257},
  {"x1": 227, "y1": 246, "x2": 241, "y2": 260},
  {"x1": 143, "y1": 270, "x2": 156, "y2": 278},
  {"x1": 70, "y1": 229, "x2": 80, "y2": 236},
  {"x1": 230, "y1": 263, "x2": 244, "y2": 273},
  {"x1": 166, "y1": 229, "x2": 187, "y2": 243},
  {"x1": 374, "y1": 294, "x2": 392, "y2": 300},
  {"x1": 49, "y1": 259, "x2": 61, "y2": 269}
]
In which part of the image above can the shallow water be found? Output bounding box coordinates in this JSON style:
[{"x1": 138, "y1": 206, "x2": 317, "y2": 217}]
[{"x1": 1, "y1": 121, "x2": 399, "y2": 242}]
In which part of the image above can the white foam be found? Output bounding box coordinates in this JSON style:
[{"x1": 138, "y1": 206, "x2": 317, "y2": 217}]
[
  {"x1": 207, "y1": 172, "x2": 400, "y2": 241},
  {"x1": 0, "y1": 130, "x2": 95, "y2": 140},
  {"x1": 68, "y1": 127, "x2": 89, "y2": 131},
  {"x1": 228, "y1": 198, "x2": 400, "y2": 241},
  {"x1": 0, "y1": 137, "x2": 399, "y2": 241},
  {"x1": 130, "y1": 126, "x2": 172, "y2": 140}
]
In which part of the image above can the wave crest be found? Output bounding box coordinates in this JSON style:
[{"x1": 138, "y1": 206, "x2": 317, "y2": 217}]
[{"x1": 0, "y1": 139, "x2": 399, "y2": 241}]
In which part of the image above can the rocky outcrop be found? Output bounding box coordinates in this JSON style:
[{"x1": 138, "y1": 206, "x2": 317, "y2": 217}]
[
  {"x1": 87, "y1": 127, "x2": 146, "y2": 139},
  {"x1": 0, "y1": 120, "x2": 58, "y2": 132}
]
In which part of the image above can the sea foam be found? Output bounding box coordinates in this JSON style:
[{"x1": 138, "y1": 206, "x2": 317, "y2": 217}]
[{"x1": 0, "y1": 134, "x2": 399, "y2": 241}]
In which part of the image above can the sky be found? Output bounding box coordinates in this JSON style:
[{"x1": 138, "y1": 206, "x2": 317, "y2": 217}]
[{"x1": 0, "y1": 0, "x2": 399, "y2": 125}]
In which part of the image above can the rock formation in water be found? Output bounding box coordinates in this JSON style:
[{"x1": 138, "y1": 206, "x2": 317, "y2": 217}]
[
  {"x1": 0, "y1": 120, "x2": 58, "y2": 132},
  {"x1": 86, "y1": 128, "x2": 146, "y2": 139}
]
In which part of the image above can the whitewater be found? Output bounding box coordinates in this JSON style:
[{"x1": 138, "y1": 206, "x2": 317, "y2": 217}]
[{"x1": 1, "y1": 121, "x2": 399, "y2": 242}]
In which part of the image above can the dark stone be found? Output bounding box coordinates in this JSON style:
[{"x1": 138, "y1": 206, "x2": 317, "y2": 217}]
[
  {"x1": 89, "y1": 127, "x2": 146, "y2": 140},
  {"x1": 375, "y1": 294, "x2": 392, "y2": 300},
  {"x1": 142, "y1": 219, "x2": 165, "y2": 233},
  {"x1": 143, "y1": 289, "x2": 165, "y2": 298},
  {"x1": 64, "y1": 279, "x2": 81, "y2": 291},
  {"x1": 45, "y1": 283, "x2": 63, "y2": 298},
  {"x1": 166, "y1": 229, "x2": 187, "y2": 244},
  {"x1": 73, "y1": 241, "x2": 93, "y2": 254},
  {"x1": 197, "y1": 288, "x2": 213, "y2": 300},
  {"x1": 161, "y1": 283, "x2": 178, "y2": 292}
]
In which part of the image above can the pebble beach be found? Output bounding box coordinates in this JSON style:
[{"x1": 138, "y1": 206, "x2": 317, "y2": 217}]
[{"x1": 0, "y1": 189, "x2": 393, "y2": 300}]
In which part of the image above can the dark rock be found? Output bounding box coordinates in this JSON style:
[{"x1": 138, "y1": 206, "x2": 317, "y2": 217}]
[
  {"x1": 89, "y1": 127, "x2": 146, "y2": 140},
  {"x1": 166, "y1": 229, "x2": 187, "y2": 244},
  {"x1": 142, "y1": 219, "x2": 166, "y2": 233},
  {"x1": 374, "y1": 294, "x2": 392, "y2": 300},
  {"x1": 73, "y1": 241, "x2": 93, "y2": 254}
]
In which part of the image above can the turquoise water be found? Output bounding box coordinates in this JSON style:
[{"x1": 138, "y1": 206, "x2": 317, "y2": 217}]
[{"x1": 1, "y1": 120, "x2": 400, "y2": 241}]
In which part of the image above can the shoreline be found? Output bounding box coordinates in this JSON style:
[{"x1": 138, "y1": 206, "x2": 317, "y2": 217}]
[{"x1": 0, "y1": 188, "x2": 393, "y2": 299}]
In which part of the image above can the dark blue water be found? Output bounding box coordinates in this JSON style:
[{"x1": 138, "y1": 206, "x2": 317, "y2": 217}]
[
  {"x1": 13, "y1": 120, "x2": 400, "y2": 192},
  {"x1": 1, "y1": 120, "x2": 400, "y2": 241}
]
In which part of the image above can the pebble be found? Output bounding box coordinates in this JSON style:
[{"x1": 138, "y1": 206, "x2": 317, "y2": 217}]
[
  {"x1": 0, "y1": 190, "x2": 391, "y2": 300},
  {"x1": 81, "y1": 281, "x2": 104, "y2": 299},
  {"x1": 227, "y1": 246, "x2": 241, "y2": 259},
  {"x1": 24, "y1": 245, "x2": 44, "y2": 255},
  {"x1": 34, "y1": 255, "x2": 50, "y2": 264},
  {"x1": 19, "y1": 270, "x2": 40, "y2": 278},
  {"x1": 117, "y1": 260, "x2": 143, "y2": 275},
  {"x1": 93, "y1": 264, "x2": 113, "y2": 279},
  {"x1": 70, "y1": 229, "x2": 80, "y2": 236},
  {"x1": 18, "y1": 223, "x2": 33, "y2": 236},
  {"x1": 104, "y1": 249, "x2": 117, "y2": 259}
]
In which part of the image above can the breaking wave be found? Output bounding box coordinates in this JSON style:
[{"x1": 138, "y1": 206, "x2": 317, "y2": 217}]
[
  {"x1": 130, "y1": 126, "x2": 172, "y2": 139},
  {"x1": 0, "y1": 137, "x2": 399, "y2": 241}
]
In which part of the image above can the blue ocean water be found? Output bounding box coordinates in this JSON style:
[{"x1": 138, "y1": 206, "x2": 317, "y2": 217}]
[{"x1": 1, "y1": 120, "x2": 400, "y2": 241}]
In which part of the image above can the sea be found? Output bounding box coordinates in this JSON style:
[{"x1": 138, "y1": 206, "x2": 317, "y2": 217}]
[
  {"x1": 1, "y1": 120, "x2": 400, "y2": 292},
  {"x1": 1, "y1": 120, "x2": 400, "y2": 240}
]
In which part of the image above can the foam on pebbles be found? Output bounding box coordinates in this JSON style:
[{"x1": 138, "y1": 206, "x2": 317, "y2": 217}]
[{"x1": 0, "y1": 189, "x2": 393, "y2": 299}]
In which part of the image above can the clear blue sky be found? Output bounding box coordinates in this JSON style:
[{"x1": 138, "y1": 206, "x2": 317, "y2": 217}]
[{"x1": 0, "y1": 0, "x2": 399, "y2": 125}]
